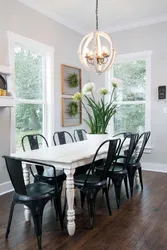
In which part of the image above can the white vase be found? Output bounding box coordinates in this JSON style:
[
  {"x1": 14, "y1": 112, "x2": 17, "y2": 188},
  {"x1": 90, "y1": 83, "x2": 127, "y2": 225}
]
[{"x1": 86, "y1": 134, "x2": 109, "y2": 146}]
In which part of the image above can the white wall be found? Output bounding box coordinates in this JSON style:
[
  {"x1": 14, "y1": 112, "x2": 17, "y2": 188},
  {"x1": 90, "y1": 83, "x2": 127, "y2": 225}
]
[
  {"x1": 0, "y1": 0, "x2": 89, "y2": 188},
  {"x1": 110, "y1": 22, "x2": 167, "y2": 165}
]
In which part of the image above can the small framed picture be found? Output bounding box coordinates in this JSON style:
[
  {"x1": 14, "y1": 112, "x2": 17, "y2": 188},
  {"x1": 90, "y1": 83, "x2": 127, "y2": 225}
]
[
  {"x1": 62, "y1": 97, "x2": 82, "y2": 127},
  {"x1": 61, "y1": 64, "x2": 82, "y2": 95}
]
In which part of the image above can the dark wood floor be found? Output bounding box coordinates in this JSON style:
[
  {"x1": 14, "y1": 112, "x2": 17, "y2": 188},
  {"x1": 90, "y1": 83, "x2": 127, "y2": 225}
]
[{"x1": 0, "y1": 170, "x2": 167, "y2": 250}]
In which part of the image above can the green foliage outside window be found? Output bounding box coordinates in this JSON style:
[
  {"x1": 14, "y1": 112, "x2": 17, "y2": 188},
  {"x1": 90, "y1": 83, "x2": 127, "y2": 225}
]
[
  {"x1": 113, "y1": 60, "x2": 146, "y2": 134},
  {"x1": 15, "y1": 46, "x2": 43, "y2": 150}
]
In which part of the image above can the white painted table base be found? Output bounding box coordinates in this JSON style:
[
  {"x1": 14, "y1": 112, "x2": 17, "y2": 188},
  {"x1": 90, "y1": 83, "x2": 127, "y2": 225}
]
[
  {"x1": 23, "y1": 163, "x2": 31, "y2": 221},
  {"x1": 64, "y1": 169, "x2": 76, "y2": 236}
]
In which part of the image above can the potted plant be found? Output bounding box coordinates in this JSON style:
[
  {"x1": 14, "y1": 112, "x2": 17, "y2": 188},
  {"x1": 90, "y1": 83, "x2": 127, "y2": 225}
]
[{"x1": 73, "y1": 78, "x2": 122, "y2": 143}]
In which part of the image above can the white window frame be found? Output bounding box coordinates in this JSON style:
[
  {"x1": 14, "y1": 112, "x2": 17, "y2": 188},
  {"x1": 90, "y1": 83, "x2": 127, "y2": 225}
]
[
  {"x1": 106, "y1": 50, "x2": 152, "y2": 152},
  {"x1": 8, "y1": 32, "x2": 55, "y2": 153}
]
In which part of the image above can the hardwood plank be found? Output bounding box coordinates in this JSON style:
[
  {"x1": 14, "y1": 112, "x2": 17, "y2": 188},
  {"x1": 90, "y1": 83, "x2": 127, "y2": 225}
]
[{"x1": 0, "y1": 171, "x2": 167, "y2": 250}]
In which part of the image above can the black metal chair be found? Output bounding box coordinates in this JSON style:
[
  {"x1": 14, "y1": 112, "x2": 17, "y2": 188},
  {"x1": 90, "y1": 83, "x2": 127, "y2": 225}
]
[
  {"x1": 74, "y1": 129, "x2": 87, "y2": 142},
  {"x1": 113, "y1": 132, "x2": 132, "y2": 138},
  {"x1": 53, "y1": 131, "x2": 74, "y2": 145},
  {"x1": 113, "y1": 132, "x2": 132, "y2": 156},
  {"x1": 3, "y1": 156, "x2": 64, "y2": 250},
  {"x1": 74, "y1": 139, "x2": 121, "y2": 229},
  {"x1": 96, "y1": 133, "x2": 139, "y2": 209},
  {"x1": 21, "y1": 134, "x2": 66, "y2": 218},
  {"x1": 127, "y1": 131, "x2": 151, "y2": 197}
]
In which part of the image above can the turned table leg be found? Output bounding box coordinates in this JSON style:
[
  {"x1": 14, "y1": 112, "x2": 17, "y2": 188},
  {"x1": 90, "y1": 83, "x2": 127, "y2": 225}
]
[
  {"x1": 22, "y1": 163, "x2": 31, "y2": 221},
  {"x1": 64, "y1": 168, "x2": 75, "y2": 236}
]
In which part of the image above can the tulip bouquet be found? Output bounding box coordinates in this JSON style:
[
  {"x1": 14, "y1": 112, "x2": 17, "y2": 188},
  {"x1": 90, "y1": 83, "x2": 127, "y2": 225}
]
[{"x1": 73, "y1": 78, "x2": 122, "y2": 134}]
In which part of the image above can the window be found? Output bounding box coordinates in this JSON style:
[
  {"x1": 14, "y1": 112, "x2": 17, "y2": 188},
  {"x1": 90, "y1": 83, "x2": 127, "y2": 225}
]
[
  {"x1": 107, "y1": 51, "x2": 152, "y2": 136},
  {"x1": 8, "y1": 32, "x2": 54, "y2": 152}
]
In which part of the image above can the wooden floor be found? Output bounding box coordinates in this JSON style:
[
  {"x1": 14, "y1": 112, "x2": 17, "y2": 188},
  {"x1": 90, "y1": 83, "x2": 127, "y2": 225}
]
[{"x1": 0, "y1": 170, "x2": 167, "y2": 250}]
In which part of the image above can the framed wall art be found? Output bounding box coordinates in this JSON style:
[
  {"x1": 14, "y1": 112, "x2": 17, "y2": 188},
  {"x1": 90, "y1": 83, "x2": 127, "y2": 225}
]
[
  {"x1": 62, "y1": 97, "x2": 82, "y2": 127},
  {"x1": 61, "y1": 64, "x2": 82, "y2": 95}
]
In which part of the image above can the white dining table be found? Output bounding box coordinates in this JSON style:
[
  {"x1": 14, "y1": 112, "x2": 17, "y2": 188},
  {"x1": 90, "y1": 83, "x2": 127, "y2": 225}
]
[{"x1": 11, "y1": 138, "x2": 137, "y2": 236}]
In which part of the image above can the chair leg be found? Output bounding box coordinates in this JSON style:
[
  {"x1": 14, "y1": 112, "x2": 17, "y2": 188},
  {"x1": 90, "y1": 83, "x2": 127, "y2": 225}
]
[
  {"x1": 80, "y1": 191, "x2": 85, "y2": 208},
  {"x1": 54, "y1": 198, "x2": 64, "y2": 231},
  {"x1": 5, "y1": 201, "x2": 15, "y2": 238},
  {"x1": 107, "y1": 178, "x2": 111, "y2": 191},
  {"x1": 74, "y1": 197, "x2": 77, "y2": 207},
  {"x1": 55, "y1": 199, "x2": 59, "y2": 220},
  {"x1": 138, "y1": 167, "x2": 143, "y2": 189},
  {"x1": 30, "y1": 200, "x2": 48, "y2": 250},
  {"x1": 112, "y1": 178, "x2": 122, "y2": 209},
  {"x1": 86, "y1": 194, "x2": 96, "y2": 229},
  {"x1": 124, "y1": 176, "x2": 129, "y2": 199},
  {"x1": 103, "y1": 187, "x2": 112, "y2": 216},
  {"x1": 128, "y1": 168, "x2": 137, "y2": 197}
]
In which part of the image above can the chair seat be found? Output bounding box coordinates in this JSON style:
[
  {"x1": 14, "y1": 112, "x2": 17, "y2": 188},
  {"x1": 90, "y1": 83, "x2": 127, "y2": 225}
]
[
  {"x1": 128, "y1": 161, "x2": 141, "y2": 169},
  {"x1": 74, "y1": 174, "x2": 105, "y2": 187},
  {"x1": 96, "y1": 164, "x2": 127, "y2": 175},
  {"x1": 109, "y1": 165, "x2": 127, "y2": 175},
  {"x1": 26, "y1": 182, "x2": 55, "y2": 197},
  {"x1": 15, "y1": 182, "x2": 56, "y2": 201},
  {"x1": 35, "y1": 168, "x2": 66, "y2": 184}
]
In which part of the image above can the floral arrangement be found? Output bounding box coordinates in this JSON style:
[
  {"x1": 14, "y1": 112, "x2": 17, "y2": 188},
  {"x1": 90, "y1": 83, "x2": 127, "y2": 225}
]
[{"x1": 73, "y1": 78, "x2": 122, "y2": 134}]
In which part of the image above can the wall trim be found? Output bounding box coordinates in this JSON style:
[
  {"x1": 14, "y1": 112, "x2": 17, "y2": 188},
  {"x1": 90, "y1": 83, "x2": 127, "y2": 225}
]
[
  {"x1": 106, "y1": 14, "x2": 167, "y2": 33},
  {"x1": 0, "y1": 181, "x2": 13, "y2": 196},
  {"x1": 17, "y1": 1, "x2": 167, "y2": 34},
  {"x1": 142, "y1": 162, "x2": 167, "y2": 173}
]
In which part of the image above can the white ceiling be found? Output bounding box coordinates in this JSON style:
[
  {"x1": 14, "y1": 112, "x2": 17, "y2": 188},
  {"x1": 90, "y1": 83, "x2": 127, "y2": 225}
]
[{"x1": 18, "y1": 0, "x2": 167, "y2": 34}]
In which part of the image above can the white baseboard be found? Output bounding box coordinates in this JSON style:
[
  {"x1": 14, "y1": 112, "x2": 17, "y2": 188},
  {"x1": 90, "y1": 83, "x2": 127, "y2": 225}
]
[
  {"x1": 142, "y1": 162, "x2": 167, "y2": 173},
  {"x1": 0, "y1": 181, "x2": 13, "y2": 196},
  {"x1": 0, "y1": 175, "x2": 34, "y2": 196}
]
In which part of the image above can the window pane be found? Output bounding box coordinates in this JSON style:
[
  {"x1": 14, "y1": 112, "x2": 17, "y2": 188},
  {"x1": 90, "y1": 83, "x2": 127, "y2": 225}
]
[
  {"x1": 14, "y1": 45, "x2": 43, "y2": 100},
  {"x1": 113, "y1": 104, "x2": 145, "y2": 134},
  {"x1": 16, "y1": 103, "x2": 43, "y2": 151},
  {"x1": 113, "y1": 60, "x2": 146, "y2": 102}
]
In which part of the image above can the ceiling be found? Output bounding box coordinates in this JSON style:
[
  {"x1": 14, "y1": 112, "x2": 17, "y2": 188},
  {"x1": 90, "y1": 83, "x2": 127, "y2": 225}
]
[{"x1": 18, "y1": 0, "x2": 167, "y2": 34}]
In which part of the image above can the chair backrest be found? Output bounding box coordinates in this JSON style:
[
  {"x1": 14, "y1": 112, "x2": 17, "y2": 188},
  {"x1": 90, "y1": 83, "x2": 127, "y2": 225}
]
[
  {"x1": 133, "y1": 131, "x2": 151, "y2": 164},
  {"x1": 117, "y1": 132, "x2": 138, "y2": 154},
  {"x1": 22, "y1": 134, "x2": 48, "y2": 151},
  {"x1": 3, "y1": 156, "x2": 59, "y2": 195},
  {"x1": 3, "y1": 156, "x2": 27, "y2": 196},
  {"x1": 53, "y1": 131, "x2": 74, "y2": 145},
  {"x1": 84, "y1": 139, "x2": 121, "y2": 185},
  {"x1": 21, "y1": 134, "x2": 48, "y2": 175},
  {"x1": 74, "y1": 129, "x2": 87, "y2": 142},
  {"x1": 113, "y1": 132, "x2": 132, "y2": 138}
]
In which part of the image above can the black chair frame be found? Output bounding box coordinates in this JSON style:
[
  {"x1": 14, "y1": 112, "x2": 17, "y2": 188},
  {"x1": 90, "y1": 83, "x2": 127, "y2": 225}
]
[
  {"x1": 53, "y1": 131, "x2": 74, "y2": 146},
  {"x1": 96, "y1": 133, "x2": 139, "y2": 209},
  {"x1": 22, "y1": 133, "x2": 66, "y2": 219},
  {"x1": 74, "y1": 129, "x2": 87, "y2": 142},
  {"x1": 3, "y1": 156, "x2": 64, "y2": 250},
  {"x1": 127, "y1": 131, "x2": 151, "y2": 196},
  {"x1": 74, "y1": 139, "x2": 121, "y2": 228},
  {"x1": 22, "y1": 134, "x2": 49, "y2": 177}
]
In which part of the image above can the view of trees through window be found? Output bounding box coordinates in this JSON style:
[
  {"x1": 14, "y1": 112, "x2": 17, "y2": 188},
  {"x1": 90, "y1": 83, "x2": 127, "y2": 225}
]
[
  {"x1": 15, "y1": 45, "x2": 44, "y2": 151},
  {"x1": 112, "y1": 60, "x2": 146, "y2": 134}
]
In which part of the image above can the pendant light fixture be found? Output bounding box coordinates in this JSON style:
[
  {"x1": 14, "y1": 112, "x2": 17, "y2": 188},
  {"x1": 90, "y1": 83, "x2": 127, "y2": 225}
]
[{"x1": 78, "y1": 0, "x2": 116, "y2": 74}]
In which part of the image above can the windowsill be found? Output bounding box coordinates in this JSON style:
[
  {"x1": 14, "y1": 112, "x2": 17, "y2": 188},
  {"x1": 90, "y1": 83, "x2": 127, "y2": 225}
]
[{"x1": 144, "y1": 146, "x2": 152, "y2": 154}]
